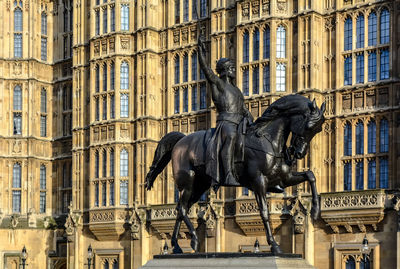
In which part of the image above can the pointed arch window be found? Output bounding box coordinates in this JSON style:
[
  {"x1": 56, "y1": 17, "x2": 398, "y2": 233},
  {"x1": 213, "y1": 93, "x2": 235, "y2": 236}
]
[
  {"x1": 368, "y1": 12, "x2": 377, "y2": 46},
  {"x1": 263, "y1": 26, "x2": 270, "y2": 59},
  {"x1": 14, "y1": 8, "x2": 22, "y2": 31},
  {"x1": 120, "y1": 61, "x2": 129, "y2": 89},
  {"x1": 379, "y1": 118, "x2": 389, "y2": 153},
  {"x1": 356, "y1": 15, "x2": 364, "y2": 48},
  {"x1": 95, "y1": 10, "x2": 100, "y2": 35},
  {"x1": 104, "y1": 260, "x2": 110, "y2": 269},
  {"x1": 380, "y1": 8, "x2": 390, "y2": 44},
  {"x1": 175, "y1": 0, "x2": 180, "y2": 23},
  {"x1": 368, "y1": 120, "x2": 376, "y2": 153},
  {"x1": 276, "y1": 25, "x2": 286, "y2": 58},
  {"x1": 191, "y1": 52, "x2": 197, "y2": 81},
  {"x1": 344, "y1": 17, "x2": 352, "y2": 51},
  {"x1": 103, "y1": 8, "x2": 108, "y2": 34},
  {"x1": 344, "y1": 123, "x2": 352, "y2": 156},
  {"x1": 41, "y1": 12, "x2": 47, "y2": 35},
  {"x1": 355, "y1": 122, "x2": 364, "y2": 155},
  {"x1": 380, "y1": 49, "x2": 389, "y2": 80},
  {"x1": 121, "y1": 4, "x2": 129, "y2": 30},
  {"x1": 200, "y1": 0, "x2": 207, "y2": 18},
  {"x1": 120, "y1": 149, "x2": 128, "y2": 177},
  {"x1": 243, "y1": 30, "x2": 249, "y2": 63},
  {"x1": 345, "y1": 256, "x2": 356, "y2": 269},
  {"x1": 183, "y1": 54, "x2": 188, "y2": 82},
  {"x1": 174, "y1": 56, "x2": 180, "y2": 84},
  {"x1": 368, "y1": 52, "x2": 377, "y2": 82},
  {"x1": 111, "y1": 6, "x2": 115, "y2": 31},
  {"x1": 253, "y1": 28, "x2": 259, "y2": 61}
]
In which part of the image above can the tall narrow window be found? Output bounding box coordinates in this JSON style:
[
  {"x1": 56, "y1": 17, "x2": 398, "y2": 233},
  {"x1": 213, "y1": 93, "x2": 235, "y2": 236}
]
[
  {"x1": 14, "y1": 86, "x2": 22, "y2": 110},
  {"x1": 95, "y1": 66, "x2": 100, "y2": 92},
  {"x1": 94, "y1": 182, "x2": 99, "y2": 207},
  {"x1": 40, "y1": 116, "x2": 47, "y2": 137},
  {"x1": 356, "y1": 162, "x2": 364, "y2": 190},
  {"x1": 368, "y1": 52, "x2": 376, "y2": 82},
  {"x1": 183, "y1": 0, "x2": 189, "y2": 21},
  {"x1": 14, "y1": 113, "x2": 22, "y2": 135},
  {"x1": 175, "y1": 0, "x2": 180, "y2": 23},
  {"x1": 368, "y1": 160, "x2": 376, "y2": 189},
  {"x1": 253, "y1": 28, "x2": 259, "y2": 61},
  {"x1": 344, "y1": 57, "x2": 352, "y2": 85},
  {"x1": 344, "y1": 17, "x2": 352, "y2": 51},
  {"x1": 120, "y1": 94, "x2": 129, "y2": 118},
  {"x1": 263, "y1": 65, "x2": 270, "y2": 92},
  {"x1": 368, "y1": 12, "x2": 377, "y2": 46},
  {"x1": 110, "y1": 149, "x2": 115, "y2": 177},
  {"x1": 110, "y1": 95, "x2": 115, "y2": 119},
  {"x1": 243, "y1": 31, "x2": 249, "y2": 63},
  {"x1": 380, "y1": 49, "x2": 389, "y2": 80},
  {"x1": 192, "y1": 0, "x2": 197, "y2": 20},
  {"x1": 102, "y1": 150, "x2": 107, "y2": 177},
  {"x1": 200, "y1": 83, "x2": 206, "y2": 109},
  {"x1": 103, "y1": 8, "x2": 107, "y2": 34},
  {"x1": 95, "y1": 151, "x2": 99, "y2": 178},
  {"x1": 41, "y1": 90, "x2": 47, "y2": 113},
  {"x1": 356, "y1": 15, "x2": 364, "y2": 48},
  {"x1": 102, "y1": 182, "x2": 107, "y2": 206},
  {"x1": 95, "y1": 11, "x2": 100, "y2": 35},
  {"x1": 14, "y1": 8, "x2": 22, "y2": 32},
  {"x1": 14, "y1": 34, "x2": 22, "y2": 58},
  {"x1": 39, "y1": 165, "x2": 46, "y2": 213},
  {"x1": 344, "y1": 163, "x2": 352, "y2": 191},
  {"x1": 276, "y1": 26, "x2": 286, "y2": 58},
  {"x1": 368, "y1": 121, "x2": 376, "y2": 153},
  {"x1": 41, "y1": 38, "x2": 47, "y2": 61},
  {"x1": 13, "y1": 190, "x2": 21, "y2": 213},
  {"x1": 253, "y1": 66, "x2": 259, "y2": 95},
  {"x1": 183, "y1": 54, "x2": 188, "y2": 82},
  {"x1": 103, "y1": 65, "x2": 107, "y2": 91},
  {"x1": 356, "y1": 55, "x2": 364, "y2": 84},
  {"x1": 192, "y1": 85, "x2": 197, "y2": 111},
  {"x1": 120, "y1": 180, "x2": 128, "y2": 205},
  {"x1": 242, "y1": 69, "x2": 249, "y2": 96},
  {"x1": 356, "y1": 122, "x2": 364, "y2": 155},
  {"x1": 121, "y1": 4, "x2": 129, "y2": 30},
  {"x1": 102, "y1": 97, "x2": 107, "y2": 120},
  {"x1": 200, "y1": 0, "x2": 207, "y2": 18},
  {"x1": 95, "y1": 98, "x2": 100, "y2": 121},
  {"x1": 120, "y1": 149, "x2": 128, "y2": 177},
  {"x1": 109, "y1": 181, "x2": 115, "y2": 205},
  {"x1": 346, "y1": 256, "x2": 356, "y2": 269},
  {"x1": 174, "y1": 90, "x2": 180, "y2": 114},
  {"x1": 380, "y1": 8, "x2": 390, "y2": 44},
  {"x1": 191, "y1": 52, "x2": 197, "y2": 81},
  {"x1": 380, "y1": 118, "x2": 389, "y2": 153},
  {"x1": 276, "y1": 63, "x2": 286, "y2": 91},
  {"x1": 120, "y1": 62, "x2": 129, "y2": 90},
  {"x1": 174, "y1": 186, "x2": 179, "y2": 202},
  {"x1": 110, "y1": 6, "x2": 115, "y2": 31},
  {"x1": 110, "y1": 62, "x2": 115, "y2": 90},
  {"x1": 263, "y1": 26, "x2": 270, "y2": 59},
  {"x1": 174, "y1": 56, "x2": 180, "y2": 84},
  {"x1": 379, "y1": 158, "x2": 388, "y2": 188},
  {"x1": 344, "y1": 123, "x2": 352, "y2": 156},
  {"x1": 13, "y1": 163, "x2": 22, "y2": 188},
  {"x1": 13, "y1": 163, "x2": 21, "y2": 213},
  {"x1": 63, "y1": 9, "x2": 68, "y2": 31},
  {"x1": 183, "y1": 88, "x2": 188, "y2": 112}
]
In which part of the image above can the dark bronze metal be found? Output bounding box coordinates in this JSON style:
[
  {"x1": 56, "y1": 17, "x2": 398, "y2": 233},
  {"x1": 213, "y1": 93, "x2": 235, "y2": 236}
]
[{"x1": 145, "y1": 47, "x2": 326, "y2": 255}]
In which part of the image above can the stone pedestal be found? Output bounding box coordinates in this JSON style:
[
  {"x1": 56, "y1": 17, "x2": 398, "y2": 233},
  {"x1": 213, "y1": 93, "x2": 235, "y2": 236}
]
[{"x1": 140, "y1": 253, "x2": 315, "y2": 269}]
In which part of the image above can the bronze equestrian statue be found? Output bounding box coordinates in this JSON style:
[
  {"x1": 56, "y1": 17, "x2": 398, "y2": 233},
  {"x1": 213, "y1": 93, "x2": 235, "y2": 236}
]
[{"x1": 145, "y1": 90, "x2": 326, "y2": 254}]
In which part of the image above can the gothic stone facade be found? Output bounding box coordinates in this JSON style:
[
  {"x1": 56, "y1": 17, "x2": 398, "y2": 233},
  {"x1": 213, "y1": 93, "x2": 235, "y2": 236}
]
[{"x1": 0, "y1": 0, "x2": 399, "y2": 268}]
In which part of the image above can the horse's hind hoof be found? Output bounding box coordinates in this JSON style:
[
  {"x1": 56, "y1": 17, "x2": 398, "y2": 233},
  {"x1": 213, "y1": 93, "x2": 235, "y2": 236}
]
[
  {"x1": 190, "y1": 236, "x2": 199, "y2": 252},
  {"x1": 172, "y1": 246, "x2": 183, "y2": 254},
  {"x1": 271, "y1": 242, "x2": 283, "y2": 255}
]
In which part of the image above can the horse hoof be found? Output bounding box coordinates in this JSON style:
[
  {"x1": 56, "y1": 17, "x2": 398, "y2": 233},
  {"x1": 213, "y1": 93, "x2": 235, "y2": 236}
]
[
  {"x1": 172, "y1": 246, "x2": 183, "y2": 254},
  {"x1": 190, "y1": 236, "x2": 199, "y2": 252},
  {"x1": 271, "y1": 243, "x2": 283, "y2": 255}
]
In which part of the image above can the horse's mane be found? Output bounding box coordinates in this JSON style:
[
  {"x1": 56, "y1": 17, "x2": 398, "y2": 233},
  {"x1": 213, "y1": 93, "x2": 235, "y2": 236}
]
[{"x1": 255, "y1": 94, "x2": 313, "y2": 124}]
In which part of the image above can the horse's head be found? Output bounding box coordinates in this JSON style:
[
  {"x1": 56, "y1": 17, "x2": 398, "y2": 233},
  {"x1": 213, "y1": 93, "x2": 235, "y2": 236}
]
[{"x1": 289, "y1": 99, "x2": 326, "y2": 159}]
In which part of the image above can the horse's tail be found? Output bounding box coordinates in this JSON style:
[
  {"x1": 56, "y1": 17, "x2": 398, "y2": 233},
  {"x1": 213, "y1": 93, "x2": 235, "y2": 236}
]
[{"x1": 145, "y1": 132, "x2": 186, "y2": 190}]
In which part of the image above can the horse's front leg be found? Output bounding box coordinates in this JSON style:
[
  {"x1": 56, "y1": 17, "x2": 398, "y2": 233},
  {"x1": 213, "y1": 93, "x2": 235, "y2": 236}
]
[
  {"x1": 282, "y1": 170, "x2": 319, "y2": 220},
  {"x1": 254, "y1": 190, "x2": 283, "y2": 255}
]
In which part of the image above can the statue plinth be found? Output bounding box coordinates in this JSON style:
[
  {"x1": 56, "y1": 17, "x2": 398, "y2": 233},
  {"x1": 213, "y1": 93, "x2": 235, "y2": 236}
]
[{"x1": 140, "y1": 252, "x2": 315, "y2": 269}]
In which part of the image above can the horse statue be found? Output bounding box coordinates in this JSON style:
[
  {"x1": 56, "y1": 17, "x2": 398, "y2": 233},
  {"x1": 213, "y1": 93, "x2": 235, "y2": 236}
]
[{"x1": 145, "y1": 94, "x2": 326, "y2": 255}]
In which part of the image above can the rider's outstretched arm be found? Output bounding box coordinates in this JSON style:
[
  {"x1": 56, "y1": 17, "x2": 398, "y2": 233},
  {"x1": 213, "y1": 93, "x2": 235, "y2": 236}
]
[{"x1": 198, "y1": 36, "x2": 223, "y2": 90}]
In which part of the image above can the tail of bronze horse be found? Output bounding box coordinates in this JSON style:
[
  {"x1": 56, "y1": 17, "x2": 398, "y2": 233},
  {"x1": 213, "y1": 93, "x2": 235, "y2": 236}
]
[{"x1": 145, "y1": 132, "x2": 186, "y2": 190}]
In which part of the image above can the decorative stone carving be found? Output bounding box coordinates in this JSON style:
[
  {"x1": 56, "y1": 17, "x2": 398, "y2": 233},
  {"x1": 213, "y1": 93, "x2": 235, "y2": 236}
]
[
  {"x1": 101, "y1": 40, "x2": 107, "y2": 53},
  {"x1": 94, "y1": 42, "x2": 100, "y2": 55},
  {"x1": 276, "y1": 0, "x2": 287, "y2": 13},
  {"x1": 181, "y1": 28, "x2": 188, "y2": 43},
  {"x1": 64, "y1": 213, "x2": 76, "y2": 236},
  {"x1": 293, "y1": 211, "x2": 305, "y2": 234},
  {"x1": 12, "y1": 140, "x2": 22, "y2": 153},
  {"x1": 10, "y1": 215, "x2": 19, "y2": 229},
  {"x1": 89, "y1": 208, "x2": 129, "y2": 241},
  {"x1": 13, "y1": 62, "x2": 22, "y2": 75},
  {"x1": 190, "y1": 26, "x2": 197, "y2": 42},
  {"x1": 242, "y1": 2, "x2": 250, "y2": 20},
  {"x1": 173, "y1": 30, "x2": 180, "y2": 45},
  {"x1": 251, "y1": 0, "x2": 259, "y2": 15},
  {"x1": 321, "y1": 190, "x2": 386, "y2": 234},
  {"x1": 120, "y1": 38, "x2": 130, "y2": 50},
  {"x1": 109, "y1": 38, "x2": 115, "y2": 52},
  {"x1": 262, "y1": 0, "x2": 270, "y2": 14}
]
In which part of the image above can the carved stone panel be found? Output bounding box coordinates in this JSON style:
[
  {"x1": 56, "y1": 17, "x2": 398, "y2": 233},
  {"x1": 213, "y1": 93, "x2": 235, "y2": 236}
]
[
  {"x1": 342, "y1": 94, "x2": 352, "y2": 112},
  {"x1": 173, "y1": 30, "x2": 180, "y2": 45},
  {"x1": 366, "y1": 90, "x2": 376, "y2": 108},
  {"x1": 262, "y1": 0, "x2": 270, "y2": 15},
  {"x1": 378, "y1": 88, "x2": 388, "y2": 107},
  {"x1": 354, "y1": 92, "x2": 364, "y2": 110},
  {"x1": 242, "y1": 2, "x2": 249, "y2": 20}
]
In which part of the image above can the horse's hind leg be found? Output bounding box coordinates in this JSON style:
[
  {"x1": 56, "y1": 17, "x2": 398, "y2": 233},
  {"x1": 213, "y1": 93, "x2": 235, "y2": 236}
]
[
  {"x1": 179, "y1": 187, "x2": 199, "y2": 252},
  {"x1": 171, "y1": 202, "x2": 184, "y2": 254}
]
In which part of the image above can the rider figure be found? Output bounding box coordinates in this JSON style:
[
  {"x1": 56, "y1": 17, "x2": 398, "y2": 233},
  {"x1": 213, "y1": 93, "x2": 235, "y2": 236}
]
[{"x1": 198, "y1": 36, "x2": 252, "y2": 188}]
